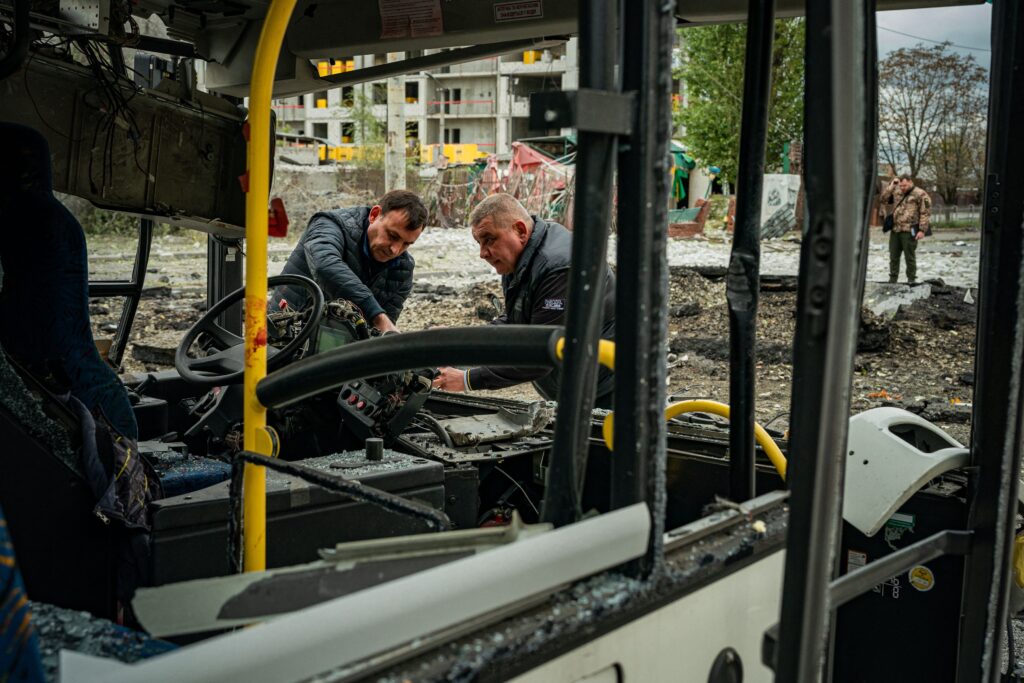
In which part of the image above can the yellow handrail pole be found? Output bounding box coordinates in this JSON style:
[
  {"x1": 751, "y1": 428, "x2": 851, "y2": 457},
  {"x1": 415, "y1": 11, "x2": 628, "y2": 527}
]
[
  {"x1": 554, "y1": 337, "x2": 616, "y2": 371},
  {"x1": 242, "y1": 0, "x2": 297, "y2": 572},
  {"x1": 552, "y1": 338, "x2": 785, "y2": 478},
  {"x1": 602, "y1": 400, "x2": 788, "y2": 480}
]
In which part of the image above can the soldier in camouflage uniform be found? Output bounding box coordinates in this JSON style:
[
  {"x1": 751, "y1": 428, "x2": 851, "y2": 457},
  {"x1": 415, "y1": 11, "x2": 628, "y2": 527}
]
[{"x1": 881, "y1": 174, "x2": 931, "y2": 284}]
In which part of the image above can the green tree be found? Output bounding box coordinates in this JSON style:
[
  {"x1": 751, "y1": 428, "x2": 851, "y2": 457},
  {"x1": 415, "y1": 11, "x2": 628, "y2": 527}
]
[
  {"x1": 351, "y1": 90, "x2": 384, "y2": 144},
  {"x1": 349, "y1": 90, "x2": 385, "y2": 164},
  {"x1": 674, "y1": 19, "x2": 805, "y2": 184}
]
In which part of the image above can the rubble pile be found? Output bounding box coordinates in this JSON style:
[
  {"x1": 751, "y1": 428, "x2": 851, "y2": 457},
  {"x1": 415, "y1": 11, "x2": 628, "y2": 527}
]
[{"x1": 89, "y1": 227, "x2": 980, "y2": 441}]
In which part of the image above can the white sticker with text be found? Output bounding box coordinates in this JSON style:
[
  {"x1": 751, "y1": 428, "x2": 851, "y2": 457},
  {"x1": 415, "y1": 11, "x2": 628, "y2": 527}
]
[{"x1": 494, "y1": 0, "x2": 543, "y2": 22}]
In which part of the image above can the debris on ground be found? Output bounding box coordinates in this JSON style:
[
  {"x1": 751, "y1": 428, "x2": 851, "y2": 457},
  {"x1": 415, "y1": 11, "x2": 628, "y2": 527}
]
[{"x1": 88, "y1": 227, "x2": 980, "y2": 441}]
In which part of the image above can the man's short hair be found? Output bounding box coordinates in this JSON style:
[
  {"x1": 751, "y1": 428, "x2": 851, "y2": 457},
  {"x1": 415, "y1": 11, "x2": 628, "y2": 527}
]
[
  {"x1": 379, "y1": 189, "x2": 428, "y2": 231},
  {"x1": 469, "y1": 193, "x2": 532, "y2": 229},
  {"x1": 898, "y1": 173, "x2": 914, "y2": 182}
]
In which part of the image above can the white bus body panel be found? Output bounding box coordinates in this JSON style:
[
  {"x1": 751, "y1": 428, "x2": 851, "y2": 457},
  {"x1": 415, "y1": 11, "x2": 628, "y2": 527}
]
[{"x1": 511, "y1": 550, "x2": 785, "y2": 683}]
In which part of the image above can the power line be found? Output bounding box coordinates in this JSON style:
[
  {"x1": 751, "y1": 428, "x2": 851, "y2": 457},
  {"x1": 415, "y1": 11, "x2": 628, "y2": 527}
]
[{"x1": 878, "y1": 25, "x2": 990, "y2": 53}]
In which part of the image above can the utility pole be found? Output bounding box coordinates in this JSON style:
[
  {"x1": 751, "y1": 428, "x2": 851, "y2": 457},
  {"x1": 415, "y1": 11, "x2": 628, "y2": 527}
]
[
  {"x1": 422, "y1": 71, "x2": 445, "y2": 164},
  {"x1": 385, "y1": 52, "x2": 406, "y2": 191}
]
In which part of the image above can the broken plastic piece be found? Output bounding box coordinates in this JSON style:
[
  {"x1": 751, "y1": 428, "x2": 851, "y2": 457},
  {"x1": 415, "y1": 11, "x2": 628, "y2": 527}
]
[{"x1": 842, "y1": 407, "x2": 968, "y2": 537}]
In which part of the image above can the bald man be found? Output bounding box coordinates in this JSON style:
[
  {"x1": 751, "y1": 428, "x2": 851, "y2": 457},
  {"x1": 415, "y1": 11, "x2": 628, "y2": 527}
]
[{"x1": 434, "y1": 194, "x2": 615, "y2": 408}]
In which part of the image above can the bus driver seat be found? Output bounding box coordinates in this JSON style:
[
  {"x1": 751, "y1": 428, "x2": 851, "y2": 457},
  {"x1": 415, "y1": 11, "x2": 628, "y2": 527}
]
[{"x1": 0, "y1": 122, "x2": 138, "y2": 440}]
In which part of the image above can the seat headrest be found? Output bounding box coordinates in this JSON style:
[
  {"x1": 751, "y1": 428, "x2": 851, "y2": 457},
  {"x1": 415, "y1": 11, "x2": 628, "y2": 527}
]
[{"x1": 0, "y1": 123, "x2": 53, "y2": 198}]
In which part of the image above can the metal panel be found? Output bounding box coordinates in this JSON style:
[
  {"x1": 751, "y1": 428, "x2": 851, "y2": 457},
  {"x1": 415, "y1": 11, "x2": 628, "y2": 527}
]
[
  {"x1": 73, "y1": 504, "x2": 651, "y2": 683},
  {"x1": 0, "y1": 54, "x2": 247, "y2": 236},
  {"x1": 956, "y1": 1, "x2": 1024, "y2": 680},
  {"x1": 509, "y1": 552, "x2": 786, "y2": 683},
  {"x1": 59, "y1": 0, "x2": 110, "y2": 32}
]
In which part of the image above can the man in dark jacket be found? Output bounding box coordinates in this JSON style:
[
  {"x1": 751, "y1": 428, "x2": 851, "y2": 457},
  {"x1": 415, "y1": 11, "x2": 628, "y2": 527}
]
[
  {"x1": 433, "y1": 194, "x2": 615, "y2": 408},
  {"x1": 276, "y1": 189, "x2": 427, "y2": 332}
]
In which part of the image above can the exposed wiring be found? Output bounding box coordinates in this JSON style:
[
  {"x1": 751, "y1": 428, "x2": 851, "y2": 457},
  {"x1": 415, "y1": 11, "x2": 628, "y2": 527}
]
[
  {"x1": 22, "y1": 38, "x2": 90, "y2": 142},
  {"x1": 414, "y1": 413, "x2": 455, "y2": 448},
  {"x1": 492, "y1": 465, "x2": 539, "y2": 517},
  {"x1": 763, "y1": 411, "x2": 789, "y2": 429},
  {"x1": 877, "y1": 25, "x2": 990, "y2": 53}
]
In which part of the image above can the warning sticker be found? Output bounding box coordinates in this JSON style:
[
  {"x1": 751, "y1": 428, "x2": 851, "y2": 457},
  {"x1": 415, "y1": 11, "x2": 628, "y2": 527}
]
[
  {"x1": 847, "y1": 550, "x2": 867, "y2": 573},
  {"x1": 494, "y1": 0, "x2": 543, "y2": 22},
  {"x1": 908, "y1": 565, "x2": 936, "y2": 592},
  {"x1": 379, "y1": 0, "x2": 443, "y2": 39}
]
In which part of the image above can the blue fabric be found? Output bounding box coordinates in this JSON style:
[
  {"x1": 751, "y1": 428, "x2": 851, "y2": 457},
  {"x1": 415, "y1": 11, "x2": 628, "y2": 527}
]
[
  {"x1": 0, "y1": 505, "x2": 45, "y2": 683},
  {"x1": 148, "y1": 450, "x2": 232, "y2": 498},
  {"x1": 0, "y1": 124, "x2": 137, "y2": 439}
]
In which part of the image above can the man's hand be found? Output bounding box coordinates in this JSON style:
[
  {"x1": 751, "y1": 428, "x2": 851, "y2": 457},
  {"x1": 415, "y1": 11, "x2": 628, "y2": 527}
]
[
  {"x1": 433, "y1": 367, "x2": 467, "y2": 392},
  {"x1": 915, "y1": 230, "x2": 926, "y2": 241},
  {"x1": 372, "y1": 313, "x2": 399, "y2": 334}
]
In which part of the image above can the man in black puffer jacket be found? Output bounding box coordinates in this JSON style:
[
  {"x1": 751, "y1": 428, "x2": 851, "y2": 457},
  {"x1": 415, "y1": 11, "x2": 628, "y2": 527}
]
[
  {"x1": 433, "y1": 193, "x2": 615, "y2": 408},
  {"x1": 275, "y1": 189, "x2": 427, "y2": 332}
]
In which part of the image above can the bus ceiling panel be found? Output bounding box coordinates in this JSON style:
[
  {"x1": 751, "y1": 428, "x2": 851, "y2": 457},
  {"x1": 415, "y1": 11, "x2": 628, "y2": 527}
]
[
  {"x1": 285, "y1": 0, "x2": 576, "y2": 58},
  {"x1": 674, "y1": 0, "x2": 982, "y2": 24},
  {"x1": 204, "y1": 29, "x2": 567, "y2": 98},
  {"x1": 133, "y1": 0, "x2": 574, "y2": 56},
  {"x1": 203, "y1": 28, "x2": 325, "y2": 98}
]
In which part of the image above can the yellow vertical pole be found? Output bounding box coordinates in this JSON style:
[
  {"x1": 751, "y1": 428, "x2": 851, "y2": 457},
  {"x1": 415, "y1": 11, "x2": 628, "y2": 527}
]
[{"x1": 243, "y1": 0, "x2": 297, "y2": 572}]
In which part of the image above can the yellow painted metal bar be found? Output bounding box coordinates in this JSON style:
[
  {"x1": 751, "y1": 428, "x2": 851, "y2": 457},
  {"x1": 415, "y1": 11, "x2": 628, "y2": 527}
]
[
  {"x1": 601, "y1": 400, "x2": 787, "y2": 479},
  {"x1": 243, "y1": 0, "x2": 297, "y2": 572},
  {"x1": 551, "y1": 337, "x2": 785, "y2": 478},
  {"x1": 554, "y1": 337, "x2": 616, "y2": 371}
]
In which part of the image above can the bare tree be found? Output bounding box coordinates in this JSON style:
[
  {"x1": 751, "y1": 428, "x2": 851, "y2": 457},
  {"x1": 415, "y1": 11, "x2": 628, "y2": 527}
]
[
  {"x1": 925, "y1": 59, "x2": 987, "y2": 204},
  {"x1": 878, "y1": 43, "x2": 986, "y2": 182}
]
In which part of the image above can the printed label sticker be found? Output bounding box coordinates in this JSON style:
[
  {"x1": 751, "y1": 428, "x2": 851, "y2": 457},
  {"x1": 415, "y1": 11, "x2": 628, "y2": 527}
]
[
  {"x1": 908, "y1": 565, "x2": 935, "y2": 592},
  {"x1": 494, "y1": 0, "x2": 543, "y2": 22}
]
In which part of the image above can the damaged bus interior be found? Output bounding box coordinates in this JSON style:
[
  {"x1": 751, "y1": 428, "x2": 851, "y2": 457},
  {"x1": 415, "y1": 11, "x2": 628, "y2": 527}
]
[{"x1": 1, "y1": 0, "x2": 1022, "y2": 680}]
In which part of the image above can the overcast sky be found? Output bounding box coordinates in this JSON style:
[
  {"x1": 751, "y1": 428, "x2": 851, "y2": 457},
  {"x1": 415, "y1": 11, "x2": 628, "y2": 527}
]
[{"x1": 877, "y1": 2, "x2": 992, "y2": 69}]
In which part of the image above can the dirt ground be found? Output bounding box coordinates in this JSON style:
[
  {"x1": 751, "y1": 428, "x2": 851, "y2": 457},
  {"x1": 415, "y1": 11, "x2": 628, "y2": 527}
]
[{"x1": 87, "y1": 223, "x2": 980, "y2": 444}]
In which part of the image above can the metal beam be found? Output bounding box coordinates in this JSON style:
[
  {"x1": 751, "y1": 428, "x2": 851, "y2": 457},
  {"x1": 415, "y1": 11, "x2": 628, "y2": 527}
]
[
  {"x1": 541, "y1": 0, "x2": 620, "y2": 528},
  {"x1": 830, "y1": 530, "x2": 971, "y2": 609},
  {"x1": 208, "y1": 236, "x2": 243, "y2": 335},
  {"x1": 956, "y1": 2, "x2": 1024, "y2": 680},
  {"x1": 773, "y1": 0, "x2": 873, "y2": 679},
  {"x1": 318, "y1": 38, "x2": 566, "y2": 88},
  {"x1": 87, "y1": 219, "x2": 153, "y2": 366},
  {"x1": 727, "y1": 0, "x2": 775, "y2": 502},
  {"x1": 608, "y1": 0, "x2": 675, "y2": 574}
]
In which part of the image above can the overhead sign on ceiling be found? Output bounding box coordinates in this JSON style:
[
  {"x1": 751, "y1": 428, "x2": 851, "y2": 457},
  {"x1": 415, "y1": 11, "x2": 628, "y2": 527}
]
[
  {"x1": 494, "y1": 1, "x2": 543, "y2": 22},
  {"x1": 379, "y1": 0, "x2": 444, "y2": 38}
]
